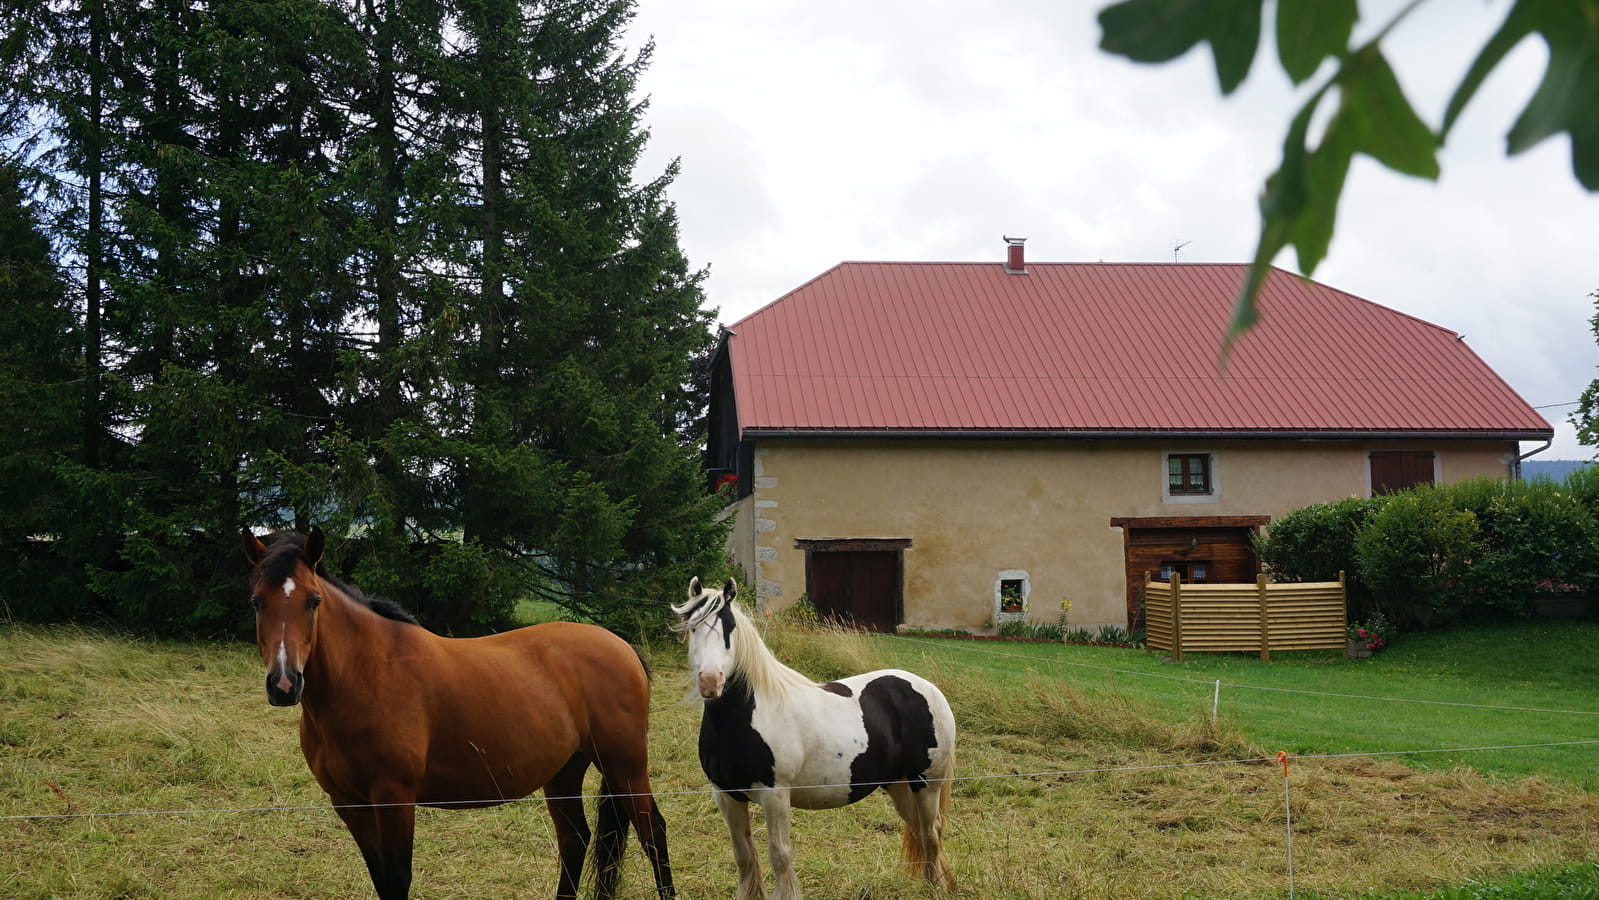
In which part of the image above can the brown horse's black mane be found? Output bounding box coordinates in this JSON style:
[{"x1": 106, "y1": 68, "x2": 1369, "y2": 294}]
[{"x1": 259, "y1": 532, "x2": 420, "y2": 626}]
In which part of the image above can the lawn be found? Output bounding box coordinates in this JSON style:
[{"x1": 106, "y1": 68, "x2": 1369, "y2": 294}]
[
  {"x1": 2, "y1": 617, "x2": 1597, "y2": 898},
  {"x1": 875, "y1": 619, "x2": 1599, "y2": 790}
]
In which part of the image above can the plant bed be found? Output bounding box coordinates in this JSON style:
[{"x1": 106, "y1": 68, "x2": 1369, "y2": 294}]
[
  {"x1": 896, "y1": 629, "x2": 1054, "y2": 643},
  {"x1": 894, "y1": 630, "x2": 1137, "y2": 648}
]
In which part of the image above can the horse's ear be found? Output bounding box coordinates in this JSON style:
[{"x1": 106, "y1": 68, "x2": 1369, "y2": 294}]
[
  {"x1": 688, "y1": 576, "x2": 702, "y2": 598},
  {"x1": 725, "y1": 578, "x2": 738, "y2": 602},
  {"x1": 243, "y1": 530, "x2": 267, "y2": 566},
  {"x1": 304, "y1": 527, "x2": 325, "y2": 568}
]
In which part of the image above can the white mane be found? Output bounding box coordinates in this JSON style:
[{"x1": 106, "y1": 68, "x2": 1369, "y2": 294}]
[{"x1": 722, "y1": 600, "x2": 820, "y2": 705}]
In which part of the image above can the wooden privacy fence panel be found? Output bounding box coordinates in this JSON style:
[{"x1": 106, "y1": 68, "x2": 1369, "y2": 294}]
[{"x1": 1144, "y1": 573, "x2": 1346, "y2": 661}]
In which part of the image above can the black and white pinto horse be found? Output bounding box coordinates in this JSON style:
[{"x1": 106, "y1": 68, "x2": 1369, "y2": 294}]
[{"x1": 674, "y1": 577, "x2": 956, "y2": 900}]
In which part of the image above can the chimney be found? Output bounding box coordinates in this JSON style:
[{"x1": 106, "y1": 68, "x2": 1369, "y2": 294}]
[{"x1": 1003, "y1": 235, "x2": 1027, "y2": 274}]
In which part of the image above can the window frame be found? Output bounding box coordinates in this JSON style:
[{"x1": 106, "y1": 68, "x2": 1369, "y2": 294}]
[
  {"x1": 1166, "y1": 453, "x2": 1213, "y2": 496},
  {"x1": 1368, "y1": 449, "x2": 1436, "y2": 495}
]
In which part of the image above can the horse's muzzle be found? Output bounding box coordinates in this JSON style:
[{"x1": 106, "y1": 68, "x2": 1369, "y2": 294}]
[
  {"x1": 266, "y1": 668, "x2": 304, "y2": 706},
  {"x1": 697, "y1": 671, "x2": 724, "y2": 700}
]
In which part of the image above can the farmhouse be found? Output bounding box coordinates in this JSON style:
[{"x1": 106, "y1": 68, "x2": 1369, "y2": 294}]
[{"x1": 704, "y1": 239, "x2": 1553, "y2": 633}]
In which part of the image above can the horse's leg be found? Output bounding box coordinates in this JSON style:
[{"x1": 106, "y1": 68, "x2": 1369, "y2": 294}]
[
  {"x1": 758, "y1": 788, "x2": 801, "y2": 900},
  {"x1": 887, "y1": 781, "x2": 954, "y2": 891},
  {"x1": 932, "y1": 762, "x2": 956, "y2": 890},
  {"x1": 714, "y1": 791, "x2": 766, "y2": 900},
  {"x1": 544, "y1": 753, "x2": 593, "y2": 900},
  {"x1": 333, "y1": 798, "x2": 417, "y2": 900}
]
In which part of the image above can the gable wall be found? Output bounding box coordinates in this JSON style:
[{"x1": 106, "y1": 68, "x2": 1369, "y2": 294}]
[{"x1": 731, "y1": 438, "x2": 1518, "y2": 630}]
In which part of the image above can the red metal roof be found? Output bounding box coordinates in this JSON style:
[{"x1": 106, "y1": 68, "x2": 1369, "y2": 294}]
[{"x1": 725, "y1": 261, "x2": 1552, "y2": 439}]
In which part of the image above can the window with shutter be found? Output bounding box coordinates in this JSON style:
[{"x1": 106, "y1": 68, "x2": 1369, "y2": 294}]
[{"x1": 1369, "y1": 450, "x2": 1435, "y2": 494}]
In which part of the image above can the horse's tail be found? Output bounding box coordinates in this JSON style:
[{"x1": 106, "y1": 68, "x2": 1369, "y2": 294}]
[
  {"x1": 900, "y1": 746, "x2": 956, "y2": 891},
  {"x1": 629, "y1": 643, "x2": 652, "y2": 682},
  {"x1": 591, "y1": 777, "x2": 631, "y2": 898}
]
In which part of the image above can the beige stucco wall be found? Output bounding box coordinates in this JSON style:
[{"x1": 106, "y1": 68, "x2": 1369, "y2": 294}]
[{"x1": 728, "y1": 438, "x2": 1518, "y2": 631}]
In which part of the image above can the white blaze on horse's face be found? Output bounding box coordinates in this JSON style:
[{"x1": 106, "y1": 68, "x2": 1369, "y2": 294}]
[
  {"x1": 251, "y1": 567, "x2": 325, "y2": 706},
  {"x1": 243, "y1": 530, "x2": 327, "y2": 707},
  {"x1": 676, "y1": 576, "x2": 739, "y2": 700}
]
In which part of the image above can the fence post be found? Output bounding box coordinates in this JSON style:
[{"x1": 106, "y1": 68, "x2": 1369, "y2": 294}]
[
  {"x1": 1257, "y1": 573, "x2": 1272, "y2": 662},
  {"x1": 1169, "y1": 572, "x2": 1183, "y2": 663},
  {"x1": 1142, "y1": 573, "x2": 1153, "y2": 654},
  {"x1": 1338, "y1": 569, "x2": 1347, "y2": 627}
]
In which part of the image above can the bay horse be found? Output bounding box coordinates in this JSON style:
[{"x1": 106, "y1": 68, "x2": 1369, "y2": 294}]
[
  {"x1": 242, "y1": 528, "x2": 675, "y2": 900},
  {"x1": 673, "y1": 577, "x2": 956, "y2": 900}
]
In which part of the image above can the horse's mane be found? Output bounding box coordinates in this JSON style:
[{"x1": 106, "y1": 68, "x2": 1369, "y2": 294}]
[
  {"x1": 258, "y1": 532, "x2": 420, "y2": 626},
  {"x1": 724, "y1": 599, "x2": 820, "y2": 705}
]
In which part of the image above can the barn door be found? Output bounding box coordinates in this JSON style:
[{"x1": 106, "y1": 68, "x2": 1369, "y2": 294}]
[{"x1": 800, "y1": 543, "x2": 906, "y2": 633}]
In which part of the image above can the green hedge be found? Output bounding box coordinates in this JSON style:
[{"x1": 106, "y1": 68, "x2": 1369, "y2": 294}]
[{"x1": 1256, "y1": 471, "x2": 1599, "y2": 628}]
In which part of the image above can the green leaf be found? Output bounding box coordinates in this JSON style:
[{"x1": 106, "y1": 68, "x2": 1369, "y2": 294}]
[
  {"x1": 1443, "y1": 0, "x2": 1599, "y2": 190},
  {"x1": 1098, "y1": 0, "x2": 1265, "y2": 94},
  {"x1": 1222, "y1": 84, "x2": 1331, "y2": 361},
  {"x1": 1505, "y1": 8, "x2": 1599, "y2": 189},
  {"x1": 1439, "y1": 2, "x2": 1530, "y2": 137},
  {"x1": 1289, "y1": 115, "x2": 1357, "y2": 274},
  {"x1": 1275, "y1": 0, "x2": 1357, "y2": 85},
  {"x1": 1225, "y1": 46, "x2": 1439, "y2": 358},
  {"x1": 1338, "y1": 47, "x2": 1439, "y2": 179}
]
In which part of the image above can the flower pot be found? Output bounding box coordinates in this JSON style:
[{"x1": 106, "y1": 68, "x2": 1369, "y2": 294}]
[{"x1": 1346, "y1": 640, "x2": 1372, "y2": 659}]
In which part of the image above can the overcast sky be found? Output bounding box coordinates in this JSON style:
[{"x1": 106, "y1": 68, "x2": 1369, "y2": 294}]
[{"x1": 626, "y1": 1, "x2": 1595, "y2": 459}]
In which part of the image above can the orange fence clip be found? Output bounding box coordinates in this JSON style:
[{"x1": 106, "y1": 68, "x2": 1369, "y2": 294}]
[{"x1": 1276, "y1": 750, "x2": 1290, "y2": 777}]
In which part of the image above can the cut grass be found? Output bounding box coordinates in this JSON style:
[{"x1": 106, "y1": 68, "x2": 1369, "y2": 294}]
[{"x1": 3, "y1": 618, "x2": 1598, "y2": 898}]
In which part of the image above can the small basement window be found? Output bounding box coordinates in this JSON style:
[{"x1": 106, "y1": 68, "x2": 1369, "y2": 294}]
[
  {"x1": 994, "y1": 570, "x2": 1030, "y2": 623},
  {"x1": 1000, "y1": 579, "x2": 1025, "y2": 612}
]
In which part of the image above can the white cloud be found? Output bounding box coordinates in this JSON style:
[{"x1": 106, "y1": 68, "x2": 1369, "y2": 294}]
[{"x1": 629, "y1": 1, "x2": 1597, "y2": 458}]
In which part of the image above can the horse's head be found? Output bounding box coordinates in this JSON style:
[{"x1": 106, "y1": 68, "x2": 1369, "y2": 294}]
[
  {"x1": 672, "y1": 576, "x2": 739, "y2": 699},
  {"x1": 242, "y1": 527, "x2": 328, "y2": 707}
]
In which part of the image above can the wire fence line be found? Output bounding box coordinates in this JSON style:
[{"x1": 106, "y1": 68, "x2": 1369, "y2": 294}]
[
  {"x1": 6, "y1": 632, "x2": 1594, "y2": 828},
  {"x1": 884, "y1": 634, "x2": 1599, "y2": 717},
  {"x1": 6, "y1": 738, "x2": 1598, "y2": 825}
]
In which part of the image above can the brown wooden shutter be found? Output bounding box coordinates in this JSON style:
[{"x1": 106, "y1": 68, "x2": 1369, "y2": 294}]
[{"x1": 1370, "y1": 450, "x2": 1435, "y2": 494}]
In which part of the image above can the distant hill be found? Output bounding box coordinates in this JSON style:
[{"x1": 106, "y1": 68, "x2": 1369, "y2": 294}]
[{"x1": 1523, "y1": 459, "x2": 1594, "y2": 481}]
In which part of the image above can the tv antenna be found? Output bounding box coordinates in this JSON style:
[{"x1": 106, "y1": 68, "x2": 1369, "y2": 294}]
[{"x1": 1172, "y1": 240, "x2": 1192, "y2": 262}]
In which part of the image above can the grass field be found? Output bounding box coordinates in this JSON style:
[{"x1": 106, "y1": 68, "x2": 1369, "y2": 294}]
[
  {"x1": 872, "y1": 620, "x2": 1599, "y2": 790},
  {"x1": 2, "y1": 617, "x2": 1598, "y2": 899}
]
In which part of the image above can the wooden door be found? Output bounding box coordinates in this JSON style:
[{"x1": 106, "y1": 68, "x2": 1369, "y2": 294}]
[
  {"x1": 808, "y1": 550, "x2": 900, "y2": 632},
  {"x1": 1110, "y1": 517, "x2": 1268, "y2": 629}
]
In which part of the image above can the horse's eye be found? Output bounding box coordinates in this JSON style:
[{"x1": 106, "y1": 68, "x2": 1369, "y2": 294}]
[
  {"x1": 248, "y1": 595, "x2": 263, "y2": 611},
  {"x1": 308, "y1": 593, "x2": 323, "y2": 611}
]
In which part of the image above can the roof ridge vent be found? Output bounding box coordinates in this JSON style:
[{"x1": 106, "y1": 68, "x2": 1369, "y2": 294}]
[{"x1": 1003, "y1": 235, "x2": 1027, "y2": 274}]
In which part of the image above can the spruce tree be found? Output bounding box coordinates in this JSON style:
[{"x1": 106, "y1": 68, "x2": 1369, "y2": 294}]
[
  {"x1": 0, "y1": 0, "x2": 726, "y2": 635},
  {"x1": 422, "y1": 0, "x2": 724, "y2": 630},
  {"x1": 0, "y1": 163, "x2": 84, "y2": 617}
]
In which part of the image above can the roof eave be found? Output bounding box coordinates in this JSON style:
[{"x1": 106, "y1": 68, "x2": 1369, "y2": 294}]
[{"x1": 740, "y1": 428, "x2": 1554, "y2": 442}]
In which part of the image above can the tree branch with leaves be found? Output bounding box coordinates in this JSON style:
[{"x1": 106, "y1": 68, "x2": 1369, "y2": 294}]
[{"x1": 1099, "y1": 0, "x2": 1599, "y2": 352}]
